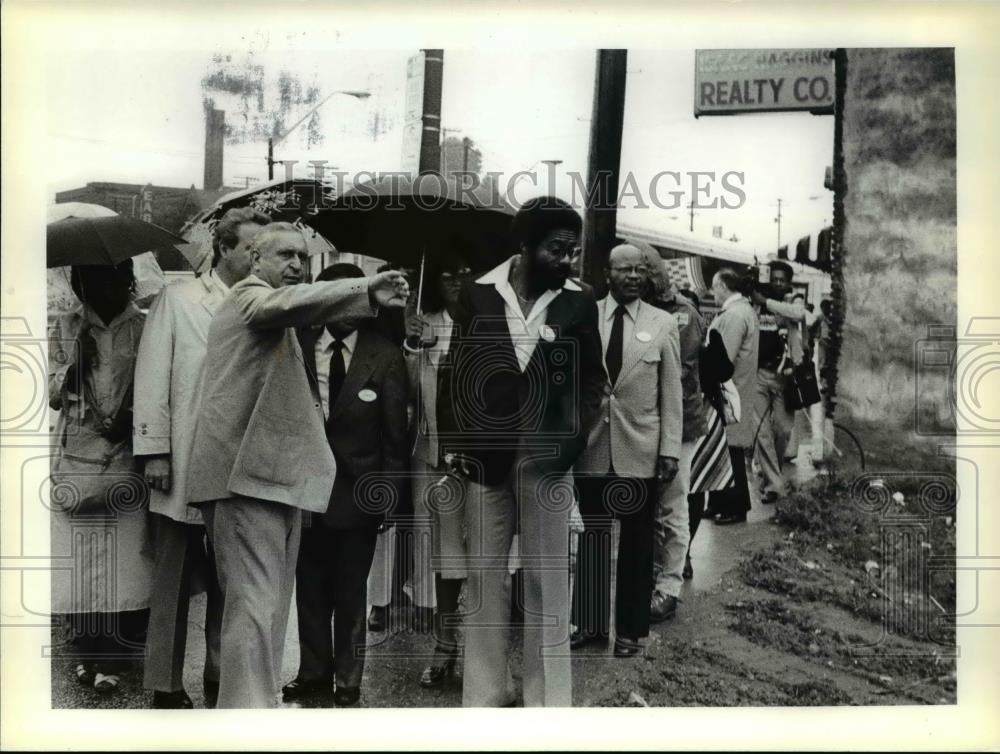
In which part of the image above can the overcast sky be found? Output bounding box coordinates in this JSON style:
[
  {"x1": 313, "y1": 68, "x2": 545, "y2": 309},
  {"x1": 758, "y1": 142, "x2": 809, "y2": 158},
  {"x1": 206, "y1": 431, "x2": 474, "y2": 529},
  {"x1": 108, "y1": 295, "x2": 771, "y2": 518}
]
[{"x1": 47, "y1": 39, "x2": 833, "y2": 255}]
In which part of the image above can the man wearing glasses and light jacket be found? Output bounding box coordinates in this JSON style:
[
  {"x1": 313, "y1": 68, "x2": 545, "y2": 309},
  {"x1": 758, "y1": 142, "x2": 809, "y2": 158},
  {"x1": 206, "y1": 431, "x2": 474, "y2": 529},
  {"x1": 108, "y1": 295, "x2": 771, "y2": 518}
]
[{"x1": 570, "y1": 243, "x2": 683, "y2": 658}]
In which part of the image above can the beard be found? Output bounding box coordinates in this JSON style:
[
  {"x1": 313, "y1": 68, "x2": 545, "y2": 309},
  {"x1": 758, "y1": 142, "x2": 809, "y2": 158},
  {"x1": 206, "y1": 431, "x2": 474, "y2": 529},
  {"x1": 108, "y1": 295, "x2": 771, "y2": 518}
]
[{"x1": 524, "y1": 255, "x2": 570, "y2": 292}]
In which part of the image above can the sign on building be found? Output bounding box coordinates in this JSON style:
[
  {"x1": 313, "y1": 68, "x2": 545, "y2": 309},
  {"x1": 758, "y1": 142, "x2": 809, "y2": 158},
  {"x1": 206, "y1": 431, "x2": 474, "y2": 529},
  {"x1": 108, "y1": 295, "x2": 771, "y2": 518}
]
[
  {"x1": 694, "y1": 49, "x2": 834, "y2": 116},
  {"x1": 140, "y1": 184, "x2": 154, "y2": 222},
  {"x1": 401, "y1": 52, "x2": 426, "y2": 175}
]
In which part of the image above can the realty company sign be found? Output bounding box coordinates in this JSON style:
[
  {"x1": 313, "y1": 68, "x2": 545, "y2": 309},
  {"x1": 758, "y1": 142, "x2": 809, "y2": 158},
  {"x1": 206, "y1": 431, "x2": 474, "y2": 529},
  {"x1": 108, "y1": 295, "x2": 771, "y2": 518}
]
[{"x1": 694, "y1": 49, "x2": 835, "y2": 116}]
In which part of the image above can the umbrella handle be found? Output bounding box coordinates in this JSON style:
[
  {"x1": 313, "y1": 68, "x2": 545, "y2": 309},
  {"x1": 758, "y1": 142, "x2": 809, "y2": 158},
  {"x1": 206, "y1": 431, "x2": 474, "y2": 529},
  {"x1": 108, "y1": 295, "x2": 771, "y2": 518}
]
[{"x1": 415, "y1": 250, "x2": 426, "y2": 314}]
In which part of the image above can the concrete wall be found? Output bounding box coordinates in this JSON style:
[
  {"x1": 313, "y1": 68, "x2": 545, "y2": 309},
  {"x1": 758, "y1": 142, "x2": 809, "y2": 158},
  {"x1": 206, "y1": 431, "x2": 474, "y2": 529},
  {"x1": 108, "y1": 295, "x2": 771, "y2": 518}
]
[{"x1": 840, "y1": 48, "x2": 956, "y2": 431}]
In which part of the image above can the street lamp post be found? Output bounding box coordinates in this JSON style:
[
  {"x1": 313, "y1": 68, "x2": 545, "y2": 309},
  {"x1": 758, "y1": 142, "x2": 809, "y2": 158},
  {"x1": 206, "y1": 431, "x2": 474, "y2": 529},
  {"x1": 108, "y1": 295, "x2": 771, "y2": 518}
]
[{"x1": 267, "y1": 89, "x2": 371, "y2": 179}]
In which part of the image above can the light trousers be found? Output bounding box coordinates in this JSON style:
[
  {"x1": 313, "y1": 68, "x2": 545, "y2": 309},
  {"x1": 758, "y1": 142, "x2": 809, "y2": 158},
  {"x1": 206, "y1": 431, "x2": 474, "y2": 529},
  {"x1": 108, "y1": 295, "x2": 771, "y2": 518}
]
[
  {"x1": 653, "y1": 438, "x2": 701, "y2": 598},
  {"x1": 143, "y1": 515, "x2": 223, "y2": 693},
  {"x1": 753, "y1": 369, "x2": 795, "y2": 496},
  {"x1": 202, "y1": 497, "x2": 301, "y2": 709},
  {"x1": 463, "y1": 456, "x2": 572, "y2": 707}
]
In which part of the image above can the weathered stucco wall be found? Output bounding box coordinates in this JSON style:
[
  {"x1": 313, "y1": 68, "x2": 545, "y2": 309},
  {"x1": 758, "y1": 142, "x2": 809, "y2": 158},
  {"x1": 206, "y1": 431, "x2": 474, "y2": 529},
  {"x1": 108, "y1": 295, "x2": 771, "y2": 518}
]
[{"x1": 840, "y1": 48, "x2": 956, "y2": 430}]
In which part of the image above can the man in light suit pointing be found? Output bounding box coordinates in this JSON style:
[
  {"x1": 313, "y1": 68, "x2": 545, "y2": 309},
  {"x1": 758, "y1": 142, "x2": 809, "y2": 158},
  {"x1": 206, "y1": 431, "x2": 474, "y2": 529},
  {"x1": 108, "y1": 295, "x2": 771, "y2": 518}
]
[
  {"x1": 135, "y1": 207, "x2": 270, "y2": 709},
  {"x1": 186, "y1": 222, "x2": 409, "y2": 708},
  {"x1": 571, "y1": 243, "x2": 683, "y2": 657}
]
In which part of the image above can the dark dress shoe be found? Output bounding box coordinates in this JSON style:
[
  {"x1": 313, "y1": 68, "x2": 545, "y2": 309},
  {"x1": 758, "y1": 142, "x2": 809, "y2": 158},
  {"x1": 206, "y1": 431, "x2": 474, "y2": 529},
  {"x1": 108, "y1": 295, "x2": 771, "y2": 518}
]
[
  {"x1": 649, "y1": 593, "x2": 678, "y2": 623},
  {"x1": 368, "y1": 605, "x2": 387, "y2": 633},
  {"x1": 333, "y1": 686, "x2": 361, "y2": 707},
  {"x1": 682, "y1": 555, "x2": 694, "y2": 580},
  {"x1": 714, "y1": 512, "x2": 747, "y2": 525},
  {"x1": 282, "y1": 677, "x2": 331, "y2": 701},
  {"x1": 570, "y1": 630, "x2": 608, "y2": 650},
  {"x1": 613, "y1": 636, "x2": 642, "y2": 658},
  {"x1": 152, "y1": 689, "x2": 194, "y2": 709},
  {"x1": 203, "y1": 679, "x2": 219, "y2": 709}
]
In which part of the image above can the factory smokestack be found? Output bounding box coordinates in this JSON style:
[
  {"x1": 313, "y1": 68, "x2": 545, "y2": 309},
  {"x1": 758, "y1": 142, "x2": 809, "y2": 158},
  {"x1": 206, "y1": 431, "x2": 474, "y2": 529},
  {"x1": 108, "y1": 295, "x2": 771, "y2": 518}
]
[{"x1": 203, "y1": 107, "x2": 225, "y2": 190}]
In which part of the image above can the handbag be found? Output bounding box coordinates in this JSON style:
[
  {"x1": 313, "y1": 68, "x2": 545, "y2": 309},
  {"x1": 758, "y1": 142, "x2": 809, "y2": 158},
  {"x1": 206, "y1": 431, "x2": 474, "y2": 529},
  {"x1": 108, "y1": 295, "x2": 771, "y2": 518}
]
[
  {"x1": 720, "y1": 379, "x2": 742, "y2": 424},
  {"x1": 784, "y1": 355, "x2": 821, "y2": 410}
]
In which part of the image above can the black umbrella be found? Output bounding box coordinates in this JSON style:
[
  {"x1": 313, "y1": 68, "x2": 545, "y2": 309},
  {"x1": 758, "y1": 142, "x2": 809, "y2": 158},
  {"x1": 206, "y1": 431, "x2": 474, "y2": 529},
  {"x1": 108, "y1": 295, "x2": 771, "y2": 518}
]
[
  {"x1": 47, "y1": 215, "x2": 187, "y2": 268},
  {"x1": 310, "y1": 173, "x2": 515, "y2": 272}
]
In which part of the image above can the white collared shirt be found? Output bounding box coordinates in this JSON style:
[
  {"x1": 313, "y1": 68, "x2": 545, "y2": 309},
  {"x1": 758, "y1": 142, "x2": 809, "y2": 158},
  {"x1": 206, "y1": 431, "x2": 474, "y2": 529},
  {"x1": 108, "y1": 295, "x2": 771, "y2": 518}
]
[
  {"x1": 721, "y1": 292, "x2": 743, "y2": 310},
  {"x1": 208, "y1": 269, "x2": 230, "y2": 295},
  {"x1": 600, "y1": 297, "x2": 640, "y2": 358},
  {"x1": 315, "y1": 328, "x2": 357, "y2": 419},
  {"x1": 475, "y1": 255, "x2": 582, "y2": 372}
]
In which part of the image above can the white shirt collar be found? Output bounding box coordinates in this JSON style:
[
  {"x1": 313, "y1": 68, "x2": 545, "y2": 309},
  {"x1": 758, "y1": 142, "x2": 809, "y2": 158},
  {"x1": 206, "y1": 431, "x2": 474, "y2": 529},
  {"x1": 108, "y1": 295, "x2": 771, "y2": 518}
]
[
  {"x1": 604, "y1": 296, "x2": 640, "y2": 322},
  {"x1": 208, "y1": 269, "x2": 230, "y2": 294},
  {"x1": 475, "y1": 255, "x2": 583, "y2": 292},
  {"x1": 722, "y1": 292, "x2": 743, "y2": 310},
  {"x1": 317, "y1": 328, "x2": 357, "y2": 355},
  {"x1": 81, "y1": 301, "x2": 141, "y2": 330}
]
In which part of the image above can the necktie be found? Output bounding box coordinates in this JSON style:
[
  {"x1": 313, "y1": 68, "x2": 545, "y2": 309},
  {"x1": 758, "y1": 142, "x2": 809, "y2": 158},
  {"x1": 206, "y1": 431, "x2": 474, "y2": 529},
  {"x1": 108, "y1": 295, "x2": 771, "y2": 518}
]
[
  {"x1": 606, "y1": 304, "x2": 626, "y2": 386},
  {"x1": 327, "y1": 339, "x2": 347, "y2": 413}
]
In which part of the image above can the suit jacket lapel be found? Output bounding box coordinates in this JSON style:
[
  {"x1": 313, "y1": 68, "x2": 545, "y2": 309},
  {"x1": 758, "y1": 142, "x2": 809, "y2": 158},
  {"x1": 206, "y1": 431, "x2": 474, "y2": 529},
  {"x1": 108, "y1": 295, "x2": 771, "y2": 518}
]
[
  {"x1": 474, "y1": 285, "x2": 520, "y2": 371},
  {"x1": 615, "y1": 300, "x2": 662, "y2": 388},
  {"x1": 523, "y1": 288, "x2": 572, "y2": 376},
  {"x1": 329, "y1": 330, "x2": 376, "y2": 420},
  {"x1": 298, "y1": 326, "x2": 320, "y2": 391},
  {"x1": 199, "y1": 274, "x2": 227, "y2": 317}
]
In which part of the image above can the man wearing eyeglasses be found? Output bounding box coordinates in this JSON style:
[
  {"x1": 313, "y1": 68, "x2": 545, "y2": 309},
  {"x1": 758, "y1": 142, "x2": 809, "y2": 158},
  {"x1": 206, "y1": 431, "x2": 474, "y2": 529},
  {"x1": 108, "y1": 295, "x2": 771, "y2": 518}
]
[
  {"x1": 438, "y1": 196, "x2": 606, "y2": 707},
  {"x1": 571, "y1": 243, "x2": 683, "y2": 658}
]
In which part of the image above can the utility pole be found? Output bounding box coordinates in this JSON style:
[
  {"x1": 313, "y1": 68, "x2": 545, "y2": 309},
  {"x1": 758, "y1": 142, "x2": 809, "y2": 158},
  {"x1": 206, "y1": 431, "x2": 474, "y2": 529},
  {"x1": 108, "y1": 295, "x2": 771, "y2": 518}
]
[
  {"x1": 774, "y1": 197, "x2": 783, "y2": 250},
  {"x1": 461, "y1": 136, "x2": 471, "y2": 173},
  {"x1": 419, "y1": 50, "x2": 444, "y2": 175},
  {"x1": 541, "y1": 158, "x2": 563, "y2": 194},
  {"x1": 580, "y1": 50, "x2": 628, "y2": 295}
]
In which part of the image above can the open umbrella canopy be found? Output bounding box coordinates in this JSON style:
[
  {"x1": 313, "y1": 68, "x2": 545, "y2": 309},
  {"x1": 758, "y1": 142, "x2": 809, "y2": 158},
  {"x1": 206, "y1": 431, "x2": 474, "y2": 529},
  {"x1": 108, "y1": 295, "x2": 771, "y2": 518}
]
[
  {"x1": 46, "y1": 203, "x2": 167, "y2": 312},
  {"x1": 180, "y1": 178, "x2": 338, "y2": 274},
  {"x1": 198, "y1": 177, "x2": 336, "y2": 223},
  {"x1": 312, "y1": 174, "x2": 515, "y2": 272},
  {"x1": 47, "y1": 215, "x2": 187, "y2": 268},
  {"x1": 47, "y1": 202, "x2": 117, "y2": 222}
]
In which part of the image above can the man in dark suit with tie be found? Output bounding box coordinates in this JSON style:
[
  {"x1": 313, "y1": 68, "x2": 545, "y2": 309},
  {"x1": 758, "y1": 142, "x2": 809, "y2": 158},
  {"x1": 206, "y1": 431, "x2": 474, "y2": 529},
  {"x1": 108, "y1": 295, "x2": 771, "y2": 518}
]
[{"x1": 282, "y1": 263, "x2": 410, "y2": 708}]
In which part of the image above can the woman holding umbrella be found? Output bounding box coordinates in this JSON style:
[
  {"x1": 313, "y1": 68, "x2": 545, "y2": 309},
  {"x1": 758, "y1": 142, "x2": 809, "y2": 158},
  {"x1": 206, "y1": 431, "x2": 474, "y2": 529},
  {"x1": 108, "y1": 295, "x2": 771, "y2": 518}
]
[
  {"x1": 402, "y1": 255, "x2": 473, "y2": 688},
  {"x1": 47, "y1": 209, "x2": 182, "y2": 697},
  {"x1": 48, "y1": 260, "x2": 154, "y2": 696}
]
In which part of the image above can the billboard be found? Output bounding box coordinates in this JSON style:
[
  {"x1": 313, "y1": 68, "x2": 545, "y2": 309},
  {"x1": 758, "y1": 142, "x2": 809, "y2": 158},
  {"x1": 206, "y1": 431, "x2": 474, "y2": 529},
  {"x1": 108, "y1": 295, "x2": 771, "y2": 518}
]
[{"x1": 694, "y1": 49, "x2": 835, "y2": 116}]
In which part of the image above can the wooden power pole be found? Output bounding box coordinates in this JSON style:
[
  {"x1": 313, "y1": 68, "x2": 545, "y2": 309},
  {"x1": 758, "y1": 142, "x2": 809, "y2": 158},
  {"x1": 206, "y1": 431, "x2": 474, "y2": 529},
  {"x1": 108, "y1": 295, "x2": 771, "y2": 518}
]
[
  {"x1": 580, "y1": 50, "x2": 628, "y2": 296},
  {"x1": 419, "y1": 50, "x2": 444, "y2": 174}
]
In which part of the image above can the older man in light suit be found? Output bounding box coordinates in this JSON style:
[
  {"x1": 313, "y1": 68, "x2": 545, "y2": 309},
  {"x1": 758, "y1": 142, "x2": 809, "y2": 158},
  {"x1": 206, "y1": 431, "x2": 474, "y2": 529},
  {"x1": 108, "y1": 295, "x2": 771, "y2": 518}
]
[
  {"x1": 186, "y1": 222, "x2": 409, "y2": 709},
  {"x1": 134, "y1": 207, "x2": 270, "y2": 709},
  {"x1": 571, "y1": 243, "x2": 683, "y2": 657}
]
